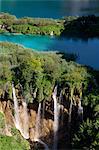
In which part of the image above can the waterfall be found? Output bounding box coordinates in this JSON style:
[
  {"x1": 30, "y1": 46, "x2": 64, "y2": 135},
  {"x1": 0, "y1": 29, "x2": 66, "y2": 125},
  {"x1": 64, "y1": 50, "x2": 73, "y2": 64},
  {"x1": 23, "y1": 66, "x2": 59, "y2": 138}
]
[
  {"x1": 34, "y1": 102, "x2": 41, "y2": 140},
  {"x1": 50, "y1": 31, "x2": 54, "y2": 36},
  {"x1": 68, "y1": 99, "x2": 72, "y2": 123},
  {"x1": 20, "y1": 84, "x2": 29, "y2": 139},
  {"x1": 59, "y1": 91, "x2": 64, "y2": 125},
  {"x1": 34, "y1": 102, "x2": 49, "y2": 150},
  {"x1": 78, "y1": 100, "x2": 83, "y2": 121},
  {"x1": 68, "y1": 88, "x2": 73, "y2": 124},
  {"x1": 41, "y1": 101, "x2": 45, "y2": 134},
  {"x1": 12, "y1": 83, "x2": 20, "y2": 130},
  {"x1": 21, "y1": 101, "x2": 29, "y2": 139},
  {"x1": 42, "y1": 101, "x2": 45, "y2": 120},
  {"x1": 53, "y1": 86, "x2": 59, "y2": 150},
  {"x1": 12, "y1": 83, "x2": 29, "y2": 139}
]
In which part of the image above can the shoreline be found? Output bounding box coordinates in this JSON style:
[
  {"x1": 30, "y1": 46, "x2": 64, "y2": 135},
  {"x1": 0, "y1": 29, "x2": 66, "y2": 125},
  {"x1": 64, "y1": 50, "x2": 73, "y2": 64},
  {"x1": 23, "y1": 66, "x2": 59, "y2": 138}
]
[
  {"x1": 1, "y1": 41, "x2": 99, "y2": 71},
  {"x1": 1, "y1": 13, "x2": 99, "y2": 38}
]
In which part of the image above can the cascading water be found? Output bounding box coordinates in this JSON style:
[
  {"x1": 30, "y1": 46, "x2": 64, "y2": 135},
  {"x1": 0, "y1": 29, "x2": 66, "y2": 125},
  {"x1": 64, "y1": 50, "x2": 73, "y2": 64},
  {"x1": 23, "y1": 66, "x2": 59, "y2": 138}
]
[
  {"x1": 59, "y1": 91, "x2": 64, "y2": 125},
  {"x1": 42, "y1": 101, "x2": 45, "y2": 120},
  {"x1": 12, "y1": 83, "x2": 20, "y2": 130},
  {"x1": 68, "y1": 99, "x2": 72, "y2": 123},
  {"x1": 78, "y1": 100, "x2": 83, "y2": 121},
  {"x1": 20, "y1": 84, "x2": 29, "y2": 139},
  {"x1": 34, "y1": 102, "x2": 41, "y2": 140},
  {"x1": 68, "y1": 88, "x2": 73, "y2": 124},
  {"x1": 34, "y1": 102, "x2": 49, "y2": 150},
  {"x1": 12, "y1": 83, "x2": 29, "y2": 139},
  {"x1": 41, "y1": 101, "x2": 45, "y2": 134},
  {"x1": 21, "y1": 101, "x2": 29, "y2": 139},
  {"x1": 53, "y1": 86, "x2": 59, "y2": 150},
  {"x1": 33, "y1": 88, "x2": 37, "y2": 100}
]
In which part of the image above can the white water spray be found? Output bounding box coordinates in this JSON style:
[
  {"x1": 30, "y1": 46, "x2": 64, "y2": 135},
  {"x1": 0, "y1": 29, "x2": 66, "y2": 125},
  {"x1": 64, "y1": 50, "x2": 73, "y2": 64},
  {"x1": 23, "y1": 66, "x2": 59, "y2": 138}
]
[
  {"x1": 59, "y1": 91, "x2": 64, "y2": 125},
  {"x1": 68, "y1": 99, "x2": 72, "y2": 123},
  {"x1": 12, "y1": 83, "x2": 29, "y2": 139},
  {"x1": 21, "y1": 101, "x2": 29, "y2": 139},
  {"x1": 12, "y1": 83, "x2": 20, "y2": 130},
  {"x1": 68, "y1": 88, "x2": 74, "y2": 124},
  {"x1": 34, "y1": 102, "x2": 41, "y2": 140},
  {"x1": 78, "y1": 100, "x2": 83, "y2": 121},
  {"x1": 42, "y1": 101, "x2": 45, "y2": 120},
  {"x1": 20, "y1": 84, "x2": 29, "y2": 139},
  {"x1": 53, "y1": 86, "x2": 59, "y2": 150},
  {"x1": 50, "y1": 31, "x2": 54, "y2": 37},
  {"x1": 34, "y1": 102, "x2": 49, "y2": 150}
]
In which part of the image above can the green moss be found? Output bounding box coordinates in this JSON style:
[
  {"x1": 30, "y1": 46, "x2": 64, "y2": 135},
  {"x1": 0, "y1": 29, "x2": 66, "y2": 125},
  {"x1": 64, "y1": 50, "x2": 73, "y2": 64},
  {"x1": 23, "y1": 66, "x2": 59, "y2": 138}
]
[{"x1": 0, "y1": 135, "x2": 29, "y2": 150}]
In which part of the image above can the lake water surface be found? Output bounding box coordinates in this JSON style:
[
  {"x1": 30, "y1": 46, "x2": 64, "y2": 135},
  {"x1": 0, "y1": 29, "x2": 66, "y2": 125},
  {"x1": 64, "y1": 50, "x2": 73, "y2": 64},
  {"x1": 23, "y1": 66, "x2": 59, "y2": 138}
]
[
  {"x1": 0, "y1": 34, "x2": 99, "y2": 70},
  {"x1": 0, "y1": 0, "x2": 99, "y2": 70},
  {"x1": 1, "y1": 0, "x2": 99, "y2": 18}
]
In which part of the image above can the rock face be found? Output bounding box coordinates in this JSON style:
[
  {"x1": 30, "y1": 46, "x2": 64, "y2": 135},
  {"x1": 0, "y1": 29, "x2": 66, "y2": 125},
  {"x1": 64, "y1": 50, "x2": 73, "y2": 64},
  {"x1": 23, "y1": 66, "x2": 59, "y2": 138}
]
[
  {"x1": 0, "y1": 99, "x2": 55, "y2": 148},
  {"x1": 0, "y1": 100, "x2": 14, "y2": 126},
  {"x1": 0, "y1": 99, "x2": 14, "y2": 136},
  {"x1": 0, "y1": 85, "x2": 83, "y2": 150}
]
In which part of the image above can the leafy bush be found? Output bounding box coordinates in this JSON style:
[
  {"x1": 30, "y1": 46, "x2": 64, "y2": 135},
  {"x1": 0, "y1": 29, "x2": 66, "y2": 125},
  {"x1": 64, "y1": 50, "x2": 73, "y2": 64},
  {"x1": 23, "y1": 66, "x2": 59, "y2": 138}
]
[{"x1": 0, "y1": 135, "x2": 29, "y2": 150}]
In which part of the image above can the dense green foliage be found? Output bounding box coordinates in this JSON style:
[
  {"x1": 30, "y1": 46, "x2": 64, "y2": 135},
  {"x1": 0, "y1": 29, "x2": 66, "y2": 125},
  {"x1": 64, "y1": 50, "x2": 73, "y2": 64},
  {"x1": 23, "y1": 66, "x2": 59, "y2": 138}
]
[
  {"x1": 72, "y1": 85, "x2": 99, "y2": 149},
  {"x1": 1, "y1": 13, "x2": 99, "y2": 38},
  {"x1": 62, "y1": 15, "x2": 99, "y2": 38},
  {"x1": 0, "y1": 134, "x2": 29, "y2": 150},
  {"x1": 0, "y1": 42, "x2": 88, "y2": 102},
  {"x1": 0, "y1": 112, "x2": 30, "y2": 150},
  {"x1": 0, "y1": 42, "x2": 99, "y2": 149},
  {"x1": 0, "y1": 13, "x2": 64, "y2": 35}
]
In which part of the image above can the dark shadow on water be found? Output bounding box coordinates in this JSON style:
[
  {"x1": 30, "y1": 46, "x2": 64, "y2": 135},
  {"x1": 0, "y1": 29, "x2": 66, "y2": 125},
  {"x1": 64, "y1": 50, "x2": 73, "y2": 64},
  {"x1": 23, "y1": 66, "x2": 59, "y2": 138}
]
[
  {"x1": 46, "y1": 16, "x2": 99, "y2": 70},
  {"x1": 56, "y1": 51, "x2": 77, "y2": 62}
]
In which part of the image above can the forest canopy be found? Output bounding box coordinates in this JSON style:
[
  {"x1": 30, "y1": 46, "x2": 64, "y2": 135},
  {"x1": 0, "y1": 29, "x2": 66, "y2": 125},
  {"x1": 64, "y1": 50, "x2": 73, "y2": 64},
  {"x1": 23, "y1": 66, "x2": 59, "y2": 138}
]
[{"x1": 0, "y1": 42, "x2": 99, "y2": 149}]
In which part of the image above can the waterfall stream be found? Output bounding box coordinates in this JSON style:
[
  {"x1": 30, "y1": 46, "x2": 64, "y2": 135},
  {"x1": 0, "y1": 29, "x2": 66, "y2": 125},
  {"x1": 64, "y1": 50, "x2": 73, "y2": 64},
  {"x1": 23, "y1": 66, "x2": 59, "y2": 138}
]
[
  {"x1": 21, "y1": 101, "x2": 29, "y2": 139},
  {"x1": 42, "y1": 101, "x2": 45, "y2": 120},
  {"x1": 12, "y1": 83, "x2": 20, "y2": 130},
  {"x1": 78, "y1": 99, "x2": 83, "y2": 121},
  {"x1": 12, "y1": 83, "x2": 29, "y2": 139},
  {"x1": 53, "y1": 86, "x2": 59, "y2": 150},
  {"x1": 20, "y1": 84, "x2": 29, "y2": 139},
  {"x1": 35, "y1": 102, "x2": 41, "y2": 140},
  {"x1": 68, "y1": 99, "x2": 72, "y2": 123},
  {"x1": 10, "y1": 82, "x2": 85, "y2": 149},
  {"x1": 59, "y1": 91, "x2": 64, "y2": 125},
  {"x1": 34, "y1": 102, "x2": 49, "y2": 150},
  {"x1": 12, "y1": 84, "x2": 48, "y2": 148}
]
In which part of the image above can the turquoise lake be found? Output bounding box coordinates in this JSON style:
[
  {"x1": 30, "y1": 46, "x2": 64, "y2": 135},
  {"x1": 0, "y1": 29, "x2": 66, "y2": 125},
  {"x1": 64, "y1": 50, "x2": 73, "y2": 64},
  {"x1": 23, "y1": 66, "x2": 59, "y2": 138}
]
[
  {"x1": 1, "y1": 0, "x2": 99, "y2": 18},
  {"x1": 0, "y1": 34, "x2": 99, "y2": 70},
  {"x1": 0, "y1": 0, "x2": 99, "y2": 69}
]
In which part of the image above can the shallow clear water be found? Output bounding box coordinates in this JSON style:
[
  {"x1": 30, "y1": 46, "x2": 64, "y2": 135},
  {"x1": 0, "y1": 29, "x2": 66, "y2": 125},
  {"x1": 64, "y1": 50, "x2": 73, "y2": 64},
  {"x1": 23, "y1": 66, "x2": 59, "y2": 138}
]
[
  {"x1": 1, "y1": 0, "x2": 99, "y2": 18},
  {"x1": 0, "y1": 34, "x2": 99, "y2": 70}
]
